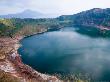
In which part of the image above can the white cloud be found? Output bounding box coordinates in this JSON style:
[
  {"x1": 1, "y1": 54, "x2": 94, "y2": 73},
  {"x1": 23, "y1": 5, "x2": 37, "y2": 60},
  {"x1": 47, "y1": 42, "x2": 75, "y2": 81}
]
[{"x1": 0, "y1": 0, "x2": 110, "y2": 15}]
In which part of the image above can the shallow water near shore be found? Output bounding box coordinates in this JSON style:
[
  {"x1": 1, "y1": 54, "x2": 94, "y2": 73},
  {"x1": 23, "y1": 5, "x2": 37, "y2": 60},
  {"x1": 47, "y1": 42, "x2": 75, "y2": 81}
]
[{"x1": 18, "y1": 27, "x2": 110, "y2": 81}]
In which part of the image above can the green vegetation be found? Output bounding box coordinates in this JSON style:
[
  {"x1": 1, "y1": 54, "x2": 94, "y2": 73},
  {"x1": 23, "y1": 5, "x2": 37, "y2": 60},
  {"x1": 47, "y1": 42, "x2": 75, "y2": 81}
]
[
  {"x1": 0, "y1": 18, "x2": 62, "y2": 37},
  {"x1": 57, "y1": 8, "x2": 110, "y2": 37},
  {"x1": 58, "y1": 8, "x2": 110, "y2": 27},
  {"x1": 74, "y1": 25, "x2": 110, "y2": 37},
  {"x1": 1, "y1": 8, "x2": 110, "y2": 37}
]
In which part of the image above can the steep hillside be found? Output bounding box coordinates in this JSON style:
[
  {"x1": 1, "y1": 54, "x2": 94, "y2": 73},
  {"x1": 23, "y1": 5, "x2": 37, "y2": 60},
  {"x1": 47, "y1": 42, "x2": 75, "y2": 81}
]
[{"x1": 58, "y1": 8, "x2": 110, "y2": 29}]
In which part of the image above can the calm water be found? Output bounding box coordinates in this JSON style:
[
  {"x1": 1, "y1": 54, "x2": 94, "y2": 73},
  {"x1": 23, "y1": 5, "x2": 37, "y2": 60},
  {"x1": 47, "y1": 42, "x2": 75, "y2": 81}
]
[{"x1": 18, "y1": 27, "x2": 110, "y2": 81}]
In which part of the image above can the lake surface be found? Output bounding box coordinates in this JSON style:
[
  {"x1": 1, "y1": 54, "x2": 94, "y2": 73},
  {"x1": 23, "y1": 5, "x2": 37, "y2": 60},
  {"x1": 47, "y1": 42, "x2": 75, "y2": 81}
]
[{"x1": 18, "y1": 27, "x2": 110, "y2": 81}]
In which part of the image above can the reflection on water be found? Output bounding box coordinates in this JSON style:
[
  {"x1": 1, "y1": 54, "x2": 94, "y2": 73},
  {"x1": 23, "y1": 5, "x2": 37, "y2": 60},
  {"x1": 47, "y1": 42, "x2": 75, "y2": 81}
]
[{"x1": 18, "y1": 27, "x2": 110, "y2": 81}]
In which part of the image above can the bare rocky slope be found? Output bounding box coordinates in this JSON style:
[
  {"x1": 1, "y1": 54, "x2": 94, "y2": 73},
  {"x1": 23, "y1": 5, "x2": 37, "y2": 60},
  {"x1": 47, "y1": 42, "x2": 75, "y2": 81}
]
[{"x1": 0, "y1": 36, "x2": 62, "y2": 82}]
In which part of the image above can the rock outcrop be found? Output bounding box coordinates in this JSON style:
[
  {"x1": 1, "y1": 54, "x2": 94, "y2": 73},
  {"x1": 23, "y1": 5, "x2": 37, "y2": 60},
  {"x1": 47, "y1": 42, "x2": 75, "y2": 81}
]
[{"x1": 0, "y1": 37, "x2": 61, "y2": 82}]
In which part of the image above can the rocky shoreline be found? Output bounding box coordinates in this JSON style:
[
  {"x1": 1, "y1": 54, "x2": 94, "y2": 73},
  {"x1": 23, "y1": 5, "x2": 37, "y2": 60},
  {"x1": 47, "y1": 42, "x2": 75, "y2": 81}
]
[{"x1": 0, "y1": 36, "x2": 62, "y2": 82}]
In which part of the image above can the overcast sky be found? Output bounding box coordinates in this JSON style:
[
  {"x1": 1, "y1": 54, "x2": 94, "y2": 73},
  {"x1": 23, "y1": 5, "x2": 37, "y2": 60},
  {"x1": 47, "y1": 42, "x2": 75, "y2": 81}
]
[{"x1": 0, "y1": 0, "x2": 110, "y2": 15}]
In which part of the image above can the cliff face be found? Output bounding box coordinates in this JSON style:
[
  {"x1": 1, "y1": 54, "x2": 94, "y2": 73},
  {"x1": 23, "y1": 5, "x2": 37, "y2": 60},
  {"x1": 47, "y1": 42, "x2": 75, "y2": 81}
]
[{"x1": 0, "y1": 37, "x2": 61, "y2": 82}]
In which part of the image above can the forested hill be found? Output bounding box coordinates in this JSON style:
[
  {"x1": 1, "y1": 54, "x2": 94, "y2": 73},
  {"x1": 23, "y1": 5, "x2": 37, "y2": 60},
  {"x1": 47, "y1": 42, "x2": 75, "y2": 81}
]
[
  {"x1": 1, "y1": 8, "x2": 110, "y2": 37},
  {"x1": 0, "y1": 18, "x2": 61, "y2": 37},
  {"x1": 58, "y1": 8, "x2": 110, "y2": 28}
]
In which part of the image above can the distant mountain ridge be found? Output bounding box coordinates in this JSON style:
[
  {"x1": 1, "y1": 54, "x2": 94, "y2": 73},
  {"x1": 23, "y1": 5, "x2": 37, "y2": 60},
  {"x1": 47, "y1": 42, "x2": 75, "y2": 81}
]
[
  {"x1": 1, "y1": 8, "x2": 110, "y2": 29},
  {"x1": 0, "y1": 9, "x2": 57, "y2": 18}
]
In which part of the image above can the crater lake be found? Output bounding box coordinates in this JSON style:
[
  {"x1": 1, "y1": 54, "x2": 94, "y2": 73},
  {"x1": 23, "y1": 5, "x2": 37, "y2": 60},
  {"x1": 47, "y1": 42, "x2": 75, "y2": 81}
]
[{"x1": 18, "y1": 27, "x2": 110, "y2": 81}]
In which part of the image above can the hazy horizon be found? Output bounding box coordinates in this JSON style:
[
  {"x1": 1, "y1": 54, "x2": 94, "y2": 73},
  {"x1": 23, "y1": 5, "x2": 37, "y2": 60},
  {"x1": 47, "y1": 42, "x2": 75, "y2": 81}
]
[{"x1": 0, "y1": 0, "x2": 110, "y2": 16}]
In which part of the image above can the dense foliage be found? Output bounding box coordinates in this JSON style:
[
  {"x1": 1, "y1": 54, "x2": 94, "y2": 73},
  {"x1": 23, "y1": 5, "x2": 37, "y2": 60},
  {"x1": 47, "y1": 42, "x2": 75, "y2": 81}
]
[
  {"x1": 57, "y1": 8, "x2": 110, "y2": 37},
  {"x1": 58, "y1": 8, "x2": 110, "y2": 27},
  {"x1": 0, "y1": 18, "x2": 61, "y2": 37}
]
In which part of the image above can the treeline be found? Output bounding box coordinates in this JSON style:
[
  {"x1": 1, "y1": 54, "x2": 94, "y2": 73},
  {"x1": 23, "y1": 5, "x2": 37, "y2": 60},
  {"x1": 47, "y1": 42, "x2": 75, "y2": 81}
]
[
  {"x1": 58, "y1": 8, "x2": 110, "y2": 27},
  {"x1": 0, "y1": 18, "x2": 62, "y2": 37}
]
